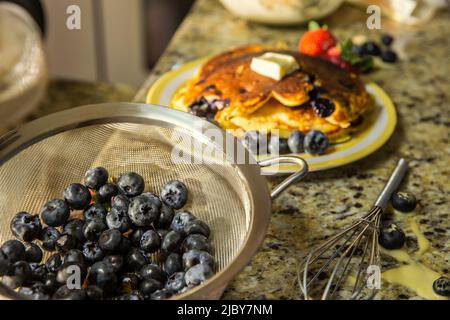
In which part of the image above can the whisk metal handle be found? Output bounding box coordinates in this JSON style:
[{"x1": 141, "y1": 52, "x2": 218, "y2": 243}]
[
  {"x1": 258, "y1": 156, "x2": 309, "y2": 199},
  {"x1": 374, "y1": 158, "x2": 409, "y2": 210}
]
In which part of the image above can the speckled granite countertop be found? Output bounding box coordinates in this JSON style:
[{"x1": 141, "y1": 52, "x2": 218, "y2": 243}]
[
  {"x1": 14, "y1": 1, "x2": 448, "y2": 300},
  {"x1": 136, "y1": 0, "x2": 449, "y2": 300}
]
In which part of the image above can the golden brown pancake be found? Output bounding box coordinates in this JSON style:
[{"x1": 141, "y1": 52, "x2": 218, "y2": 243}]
[
  {"x1": 223, "y1": 98, "x2": 353, "y2": 142},
  {"x1": 171, "y1": 45, "x2": 370, "y2": 139}
]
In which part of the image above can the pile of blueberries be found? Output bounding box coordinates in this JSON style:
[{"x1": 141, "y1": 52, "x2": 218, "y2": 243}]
[
  {"x1": 353, "y1": 34, "x2": 398, "y2": 64},
  {"x1": 242, "y1": 129, "x2": 329, "y2": 156},
  {"x1": 0, "y1": 168, "x2": 215, "y2": 300}
]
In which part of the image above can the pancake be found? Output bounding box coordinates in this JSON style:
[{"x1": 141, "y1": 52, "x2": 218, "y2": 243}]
[
  {"x1": 171, "y1": 45, "x2": 370, "y2": 139},
  {"x1": 223, "y1": 98, "x2": 353, "y2": 142}
]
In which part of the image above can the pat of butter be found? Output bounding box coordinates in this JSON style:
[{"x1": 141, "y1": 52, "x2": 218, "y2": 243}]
[{"x1": 250, "y1": 52, "x2": 299, "y2": 81}]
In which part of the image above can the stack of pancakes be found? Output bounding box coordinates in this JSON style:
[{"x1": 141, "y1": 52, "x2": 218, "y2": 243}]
[{"x1": 171, "y1": 45, "x2": 371, "y2": 142}]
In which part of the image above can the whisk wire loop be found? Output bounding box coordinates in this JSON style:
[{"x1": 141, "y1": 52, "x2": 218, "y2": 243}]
[{"x1": 297, "y1": 159, "x2": 409, "y2": 300}]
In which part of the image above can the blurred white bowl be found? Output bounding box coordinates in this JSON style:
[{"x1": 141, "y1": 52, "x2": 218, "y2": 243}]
[
  {"x1": 0, "y1": 3, "x2": 48, "y2": 129},
  {"x1": 219, "y1": 0, "x2": 343, "y2": 25}
]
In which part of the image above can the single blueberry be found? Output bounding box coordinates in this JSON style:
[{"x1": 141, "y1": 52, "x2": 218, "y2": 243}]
[
  {"x1": 106, "y1": 207, "x2": 132, "y2": 233},
  {"x1": 10, "y1": 212, "x2": 42, "y2": 242},
  {"x1": 1, "y1": 239, "x2": 25, "y2": 263},
  {"x1": 128, "y1": 194, "x2": 160, "y2": 227},
  {"x1": 82, "y1": 241, "x2": 105, "y2": 264},
  {"x1": 89, "y1": 261, "x2": 118, "y2": 293},
  {"x1": 182, "y1": 234, "x2": 211, "y2": 253},
  {"x1": 381, "y1": 50, "x2": 397, "y2": 63},
  {"x1": 98, "y1": 229, "x2": 122, "y2": 252},
  {"x1": 170, "y1": 211, "x2": 196, "y2": 233},
  {"x1": 84, "y1": 167, "x2": 109, "y2": 190},
  {"x1": 433, "y1": 276, "x2": 450, "y2": 297},
  {"x1": 392, "y1": 191, "x2": 416, "y2": 212},
  {"x1": 287, "y1": 130, "x2": 305, "y2": 153},
  {"x1": 41, "y1": 227, "x2": 61, "y2": 251},
  {"x1": 140, "y1": 229, "x2": 161, "y2": 253},
  {"x1": 154, "y1": 204, "x2": 175, "y2": 229},
  {"x1": 82, "y1": 218, "x2": 107, "y2": 241},
  {"x1": 41, "y1": 199, "x2": 70, "y2": 227},
  {"x1": 311, "y1": 98, "x2": 335, "y2": 118},
  {"x1": 304, "y1": 130, "x2": 329, "y2": 155},
  {"x1": 140, "y1": 279, "x2": 163, "y2": 298},
  {"x1": 164, "y1": 253, "x2": 182, "y2": 276},
  {"x1": 96, "y1": 183, "x2": 118, "y2": 203},
  {"x1": 161, "y1": 180, "x2": 188, "y2": 209},
  {"x1": 161, "y1": 230, "x2": 184, "y2": 254},
  {"x1": 117, "y1": 172, "x2": 145, "y2": 197},
  {"x1": 63, "y1": 183, "x2": 91, "y2": 210},
  {"x1": 83, "y1": 203, "x2": 107, "y2": 221},
  {"x1": 111, "y1": 194, "x2": 129, "y2": 213},
  {"x1": 165, "y1": 272, "x2": 186, "y2": 293},
  {"x1": 362, "y1": 41, "x2": 381, "y2": 56},
  {"x1": 140, "y1": 264, "x2": 167, "y2": 283},
  {"x1": 63, "y1": 219, "x2": 85, "y2": 244},
  {"x1": 125, "y1": 248, "x2": 149, "y2": 272},
  {"x1": 378, "y1": 223, "x2": 406, "y2": 250},
  {"x1": 55, "y1": 233, "x2": 78, "y2": 252},
  {"x1": 185, "y1": 263, "x2": 213, "y2": 286},
  {"x1": 24, "y1": 243, "x2": 43, "y2": 263}
]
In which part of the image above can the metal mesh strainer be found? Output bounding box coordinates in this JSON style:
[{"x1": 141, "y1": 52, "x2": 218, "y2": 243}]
[{"x1": 0, "y1": 103, "x2": 308, "y2": 299}]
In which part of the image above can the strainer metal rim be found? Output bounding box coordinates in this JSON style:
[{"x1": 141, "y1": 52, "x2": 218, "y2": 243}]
[{"x1": 0, "y1": 103, "x2": 274, "y2": 300}]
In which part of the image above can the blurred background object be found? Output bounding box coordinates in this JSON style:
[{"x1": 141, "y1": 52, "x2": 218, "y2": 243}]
[
  {"x1": 219, "y1": 0, "x2": 344, "y2": 25},
  {"x1": 41, "y1": 0, "x2": 194, "y2": 86},
  {"x1": 219, "y1": 0, "x2": 448, "y2": 26},
  {"x1": 0, "y1": 0, "x2": 194, "y2": 131},
  {"x1": 347, "y1": 0, "x2": 448, "y2": 25},
  {"x1": 0, "y1": 1, "x2": 48, "y2": 128}
]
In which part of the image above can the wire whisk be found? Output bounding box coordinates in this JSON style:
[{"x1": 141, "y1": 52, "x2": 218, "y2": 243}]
[{"x1": 298, "y1": 159, "x2": 409, "y2": 300}]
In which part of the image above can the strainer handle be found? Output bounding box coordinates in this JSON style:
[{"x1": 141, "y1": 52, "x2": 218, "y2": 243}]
[{"x1": 258, "y1": 156, "x2": 309, "y2": 199}]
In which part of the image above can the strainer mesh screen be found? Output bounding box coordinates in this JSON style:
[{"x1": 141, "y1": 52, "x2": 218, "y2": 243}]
[{"x1": 0, "y1": 123, "x2": 252, "y2": 273}]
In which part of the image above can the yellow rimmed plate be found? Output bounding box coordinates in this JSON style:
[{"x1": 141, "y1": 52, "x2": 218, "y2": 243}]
[{"x1": 146, "y1": 58, "x2": 396, "y2": 173}]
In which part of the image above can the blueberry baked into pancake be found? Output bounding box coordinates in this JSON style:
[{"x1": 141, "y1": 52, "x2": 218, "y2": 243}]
[{"x1": 171, "y1": 45, "x2": 371, "y2": 154}]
